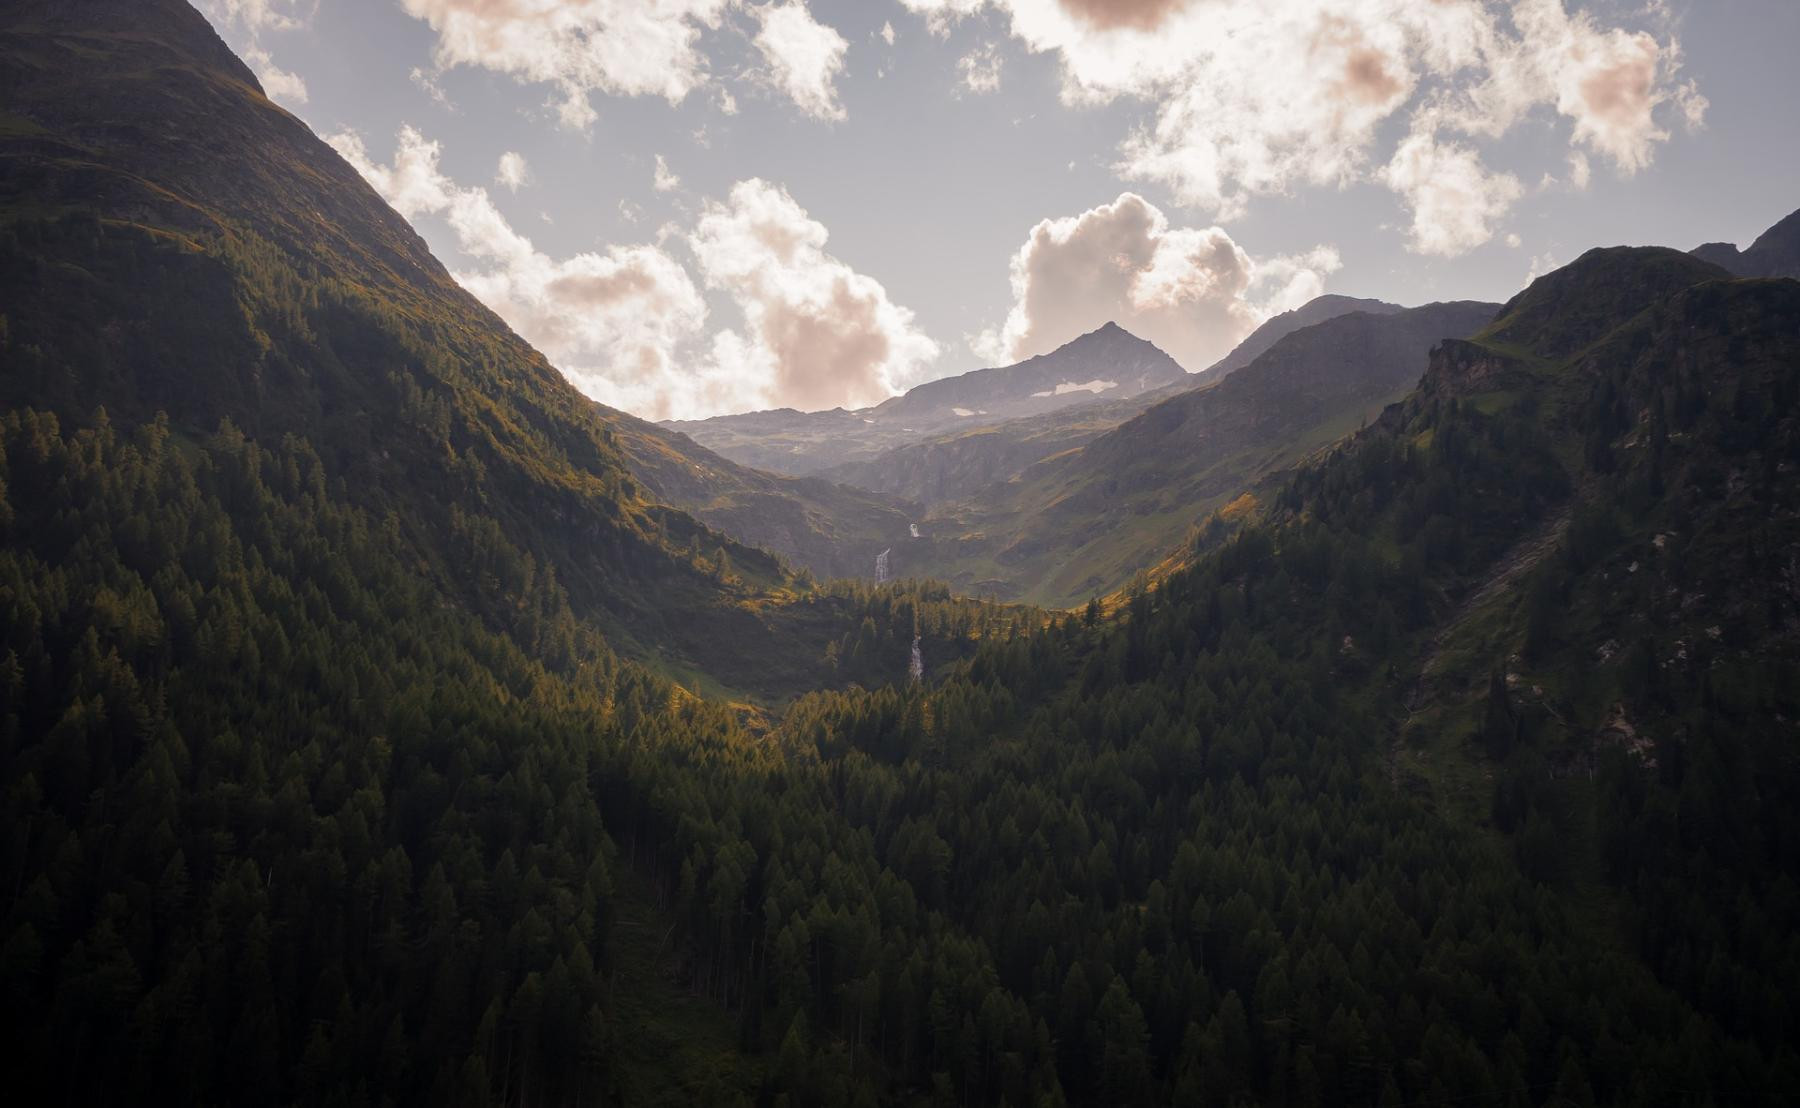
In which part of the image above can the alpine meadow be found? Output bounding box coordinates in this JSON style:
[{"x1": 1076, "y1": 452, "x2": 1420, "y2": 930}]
[{"x1": 2, "y1": 0, "x2": 1798, "y2": 1105}]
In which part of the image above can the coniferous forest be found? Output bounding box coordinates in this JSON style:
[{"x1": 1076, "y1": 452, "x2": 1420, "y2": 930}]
[{"x1": 3, "y1": 1, "x2": 1799, "y2": 1105}]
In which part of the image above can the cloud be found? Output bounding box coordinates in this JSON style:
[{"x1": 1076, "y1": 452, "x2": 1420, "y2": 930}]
[
  {"x1": 199, "y1": 0, "x2": 308, "y2": 33},
  {"x1": 496, "y1": 151, "x2": 530, "y2": 191},
  {"x1": 397, "y1": 0, "x2": 733, "y2": 129},
  {"x1": 1380, "y1": 128, "x2": 1522, "y2": 257},
  {"x1": 198, "y1": 0, "x2": 311, "y2": 105},
  {"x1": 689, "y1": 179, "x2": 939, "y2": 411},
  {"x1": 331, "y1": 129, "x2": 933, "y2": 418},
  {"x1": 1567, "y1": 150, "x2": 1591, "y2": 189},
  {"x1": 1057, "y1": 0, "x2": 1191, "y2": 33},
  {"x1": 881, "y1": 21, "x2": 897, "y2": 46},
  {"x1": 328, "y1": 126, "x2": 742, "y2": 419},
  {"x1": 958, "y1": 43, "x2": 1005, "y2": 94},
  {"x1": 977, "y1": 192, "x2": 1339, "y2": 372},
  {"x1": 411, "y1": 66, "x2": 452, "y2": 107},
  {"x1": 751, "y1": 2, "x2": 849, "y2": 121},
  {"x1": 653, "y1": 154, "x2": 682, "y2": 192},
  {"x1": 242, "y1": 45, "x2": 309, "y2": 105},
  {"x1": 900, "y1": 0, "x2": 1701, "y2": 254}
]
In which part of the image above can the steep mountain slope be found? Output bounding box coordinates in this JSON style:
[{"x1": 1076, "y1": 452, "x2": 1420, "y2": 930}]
[
  {"x1": 1201, "y1": 293, "x2": 1404, "y2": 379},
  {"x1": 1317, "y1": 252, "x2": 1800, "y2": 1096},
  {"x1": 0, "y1": 0, "x2": 948, "y2": 697},
  {"x1": 0, "y1": 3, "x2": 1020, "y2": 1101},
  {"x1": 752, "y1": 247, "x2": 1800, "y2": 1104},
  {"x1": 902, "y1": 300, "x2": 1499, "y2": 605},
  {"x1": 610, "y1": 414, "x2": 915, "y2": 582},
  {"x1": 1691, "y1": 205, "x2": 1800, "y2": 278},
  {"x1": 819, "y1": 293, "x2": 1408, "y2": 507},
  {"x1": 663, "y1": 322, "x2": 1188, "y2": 475},
  {"x1": 816, "y1": 391, "x2": 1147, "y2": 506},
  {"x1": 7, "y1": 4, "x2": 1797, "y2": 1106}
]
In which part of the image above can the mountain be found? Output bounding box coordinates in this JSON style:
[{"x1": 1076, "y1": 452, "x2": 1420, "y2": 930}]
[
  {"x1": 663, "y1": 321, "x2": 1188, "y2": 475},
  {"x1": 897, "y1": 300, "x2": 1500, "y2": 605},
  {"x1": 610, "y1": 413, "x2": 915, "y2": 582},
  {"x1": 817, "y1": 293, "x2": 1407, "y2": 506},
  {"x1": 7, "y1": 2, "x2": 1798, "y2": 1104},
  {"x1": 0, "y1": 2, "x2": 1021, "y2": 1100},
  {"x1": 870, "y1": 320, "x2": 1187, "y2": 424},
  {"x1": 0, "y1": 0, "x2": 952, "y2": 700},
  {"x1": 815, "y1": 389, "x2": 1149, "y2": 506},
  {"x1": 1691, "y1": 205, "x2": 1800, "y2": 278},
  {"x1": 1200, "y1": 293, "x2": 1404, "y2": 379}
]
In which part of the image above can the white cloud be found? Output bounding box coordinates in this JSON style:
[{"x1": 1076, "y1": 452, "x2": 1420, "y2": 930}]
[
  {"x1": 653, "y1": 154, "x2": 682, "y2": 192},
  {"x1": 977, "y1": 192, "x2": 1339, "y2": 373},
  {"x1": 958, "y1": 43, "x2": 1005, "y2": 94},
  {"x1": 411, "y1": 66, "x2": 452, "y2": 107},
  {"x1": 1380, "y1": 128, "x2": 1523, "y2": 257},
  {"x1": 900, "y1": 0, "x2": 1701, "y2": 254},
  {"x1": 751, "y1": 2, "x2": 849, "y2": 121},
  {"x1": 881, "y1": 21, "x2": 897, "y2": 46},
  {"x1": 689, "y1": 179, "x2": 939, "y2": 410},
  {"x1": 199, "y1": 0, "x2": 308, "y2": 32},
  {"x1": 1567, "y1": 150, "x2": 1592, "y2": 189},
  {"x1": 199, "y1": 0, "x2": 311, "y2": 105},
  {"x1": 328, "y1": 126, "x2": 747, "y2": 419},
  {"x1": 398, "y1": 0, "x2": 733, "y2": 129},
  {"x1": 242, "y1": 45, "x2": 308, "y2": 105},
  {"x1": 330, "y1": 129, "x2": 933, "y2": 418},
  {"x1": 496, "y1": 151, "x2": 530, "y2": 191}
]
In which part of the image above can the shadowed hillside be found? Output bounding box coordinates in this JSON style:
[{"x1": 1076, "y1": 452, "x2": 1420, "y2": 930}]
[{"x1": 900, "y1": 300, "x2": 1500, "y2": 606}]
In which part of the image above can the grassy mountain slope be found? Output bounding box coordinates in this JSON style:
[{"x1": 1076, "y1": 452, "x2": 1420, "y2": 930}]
[
  {"x1": 901, "y1": 301, "x2": 1499, "y2": 606},
  {"x1": 0, "y1": 0, "x2": 974, "y2": 703},
  {"x1": 610, "y1": 413, "x2": 916, "y2": 583},
  {"x1": 1202, "y1": 293, "x2": 1404, "y2": 380},
  {"x1": 6, "y1": 4, "x2": 1797, "y2": 1105},
  {"x1": 791, "y1": 296, "x2": 1405, "y2": 508},
  {"x1": 738, "y1": 246, "x2": 1800, "y2": 1104}
]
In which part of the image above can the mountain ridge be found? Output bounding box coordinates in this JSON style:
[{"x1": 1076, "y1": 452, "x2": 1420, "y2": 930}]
[
  {"x1": 662, "y1": 321, "x2": 1188, "y2": 475},
  {"x1": 896, "y1": 299, "x2": 1501, "y2": 605}
]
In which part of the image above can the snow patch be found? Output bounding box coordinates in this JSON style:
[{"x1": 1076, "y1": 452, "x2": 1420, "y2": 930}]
[{"x1": 1030, "y1": 379, "x2": 1118, "y2": 398}]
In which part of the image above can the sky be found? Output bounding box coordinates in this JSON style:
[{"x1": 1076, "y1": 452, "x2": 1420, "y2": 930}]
[{"x1": 197, "y1": 0, "x2": 1800, "y2": 421}]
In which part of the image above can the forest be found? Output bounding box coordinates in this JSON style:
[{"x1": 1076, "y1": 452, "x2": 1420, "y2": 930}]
[{"x1": 3, "y1": 2, "x2": 1799, "y2": 1104}]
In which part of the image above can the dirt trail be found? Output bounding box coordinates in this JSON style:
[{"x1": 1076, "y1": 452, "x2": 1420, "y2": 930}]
[{"x1": 1390, "y1": 500, "x2": 1575, "y2": 783}]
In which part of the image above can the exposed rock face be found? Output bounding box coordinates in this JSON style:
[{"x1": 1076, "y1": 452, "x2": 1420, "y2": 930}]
[{"x1": 1419, "y1": 338, "x2": 1524, "y2": 395}]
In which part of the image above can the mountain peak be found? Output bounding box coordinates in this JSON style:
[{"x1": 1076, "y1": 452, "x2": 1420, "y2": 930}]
[
  {"x1": 1480, "y1": 246, "x2": 1731, "y2": 359},
  {"x1": 1201, "y1": 293, "x2": 1406, "y2": 380}
]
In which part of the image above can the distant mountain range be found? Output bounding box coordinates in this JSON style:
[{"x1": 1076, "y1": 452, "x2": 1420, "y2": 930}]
[
  {"x1": 897, "y1": 300, "x2": 1502, "y2": 605},
  {"x1": 694, "y1": 294, "x2": 1411, "y2": 507},
  {"x1": 6, "y1": 3, "x2": 1800, "y2": 1103},
  {"x1": 663, "y1": 321, "x2": 1189, "y2": 474}
]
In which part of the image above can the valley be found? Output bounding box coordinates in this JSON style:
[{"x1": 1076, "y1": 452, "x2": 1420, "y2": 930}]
[{"x1": 2, "y1": 2, "x2": 1798, "y2": 1106}]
